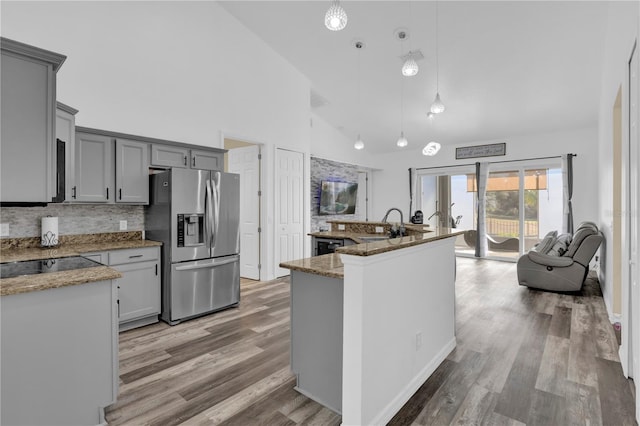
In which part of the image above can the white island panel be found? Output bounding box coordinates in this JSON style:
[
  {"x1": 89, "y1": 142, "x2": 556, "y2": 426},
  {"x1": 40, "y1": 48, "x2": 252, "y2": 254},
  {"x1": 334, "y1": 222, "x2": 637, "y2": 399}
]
[{"x1": 340, "y1": 237, "x2": 457, "y2": 426}]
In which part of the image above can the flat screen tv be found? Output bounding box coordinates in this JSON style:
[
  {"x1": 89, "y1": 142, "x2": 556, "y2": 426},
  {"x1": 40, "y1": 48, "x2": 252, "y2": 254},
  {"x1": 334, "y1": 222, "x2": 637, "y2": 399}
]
[{"x1": 318, "y1": 181, "x2": 358, "y2": 215}]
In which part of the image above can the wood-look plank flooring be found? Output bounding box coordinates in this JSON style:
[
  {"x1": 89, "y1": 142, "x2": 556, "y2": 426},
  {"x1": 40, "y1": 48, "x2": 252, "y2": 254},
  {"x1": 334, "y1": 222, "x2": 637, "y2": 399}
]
[{"x1": 105, "y1": 258, "x2": 637, "y2": 425}]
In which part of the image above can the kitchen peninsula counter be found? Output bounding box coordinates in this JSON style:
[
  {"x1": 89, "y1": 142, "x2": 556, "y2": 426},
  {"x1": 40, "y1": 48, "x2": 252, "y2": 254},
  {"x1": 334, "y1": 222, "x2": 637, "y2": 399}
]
[
  {"x1": 281, "y1": 228, "x2": 464, "y2": 278},
  {"x1": 281, "y1": 225, "x2": 464, "y2": 425}
]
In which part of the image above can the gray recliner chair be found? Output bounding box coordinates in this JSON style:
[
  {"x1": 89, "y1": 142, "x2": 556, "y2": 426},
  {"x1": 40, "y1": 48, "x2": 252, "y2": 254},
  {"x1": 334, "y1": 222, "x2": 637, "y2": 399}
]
[{"x1": 517, "y1": 222, "x2": 603, "y2": 292}]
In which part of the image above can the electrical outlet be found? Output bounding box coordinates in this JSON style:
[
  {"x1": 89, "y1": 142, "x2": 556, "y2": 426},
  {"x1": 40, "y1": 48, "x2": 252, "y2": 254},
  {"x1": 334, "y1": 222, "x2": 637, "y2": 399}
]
[
  {"x1": 415, "y1": 331, "x2": 422, "y2": 351},
  {"x1": 338, "y1": 224, "x2": 345, "y2": 230},
  {"x1": 375, "y1": 226, "x2": 384, "y2": 233},
  {"x1": 119, "y1": 220, "x2": 127, "y2": 231},
  {"x1": 0, "y1": 223, "x2": 9, "y2": 237}
]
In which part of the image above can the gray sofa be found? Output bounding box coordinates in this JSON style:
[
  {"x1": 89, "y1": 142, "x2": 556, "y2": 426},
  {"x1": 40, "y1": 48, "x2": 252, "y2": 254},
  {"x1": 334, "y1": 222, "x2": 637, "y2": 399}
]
[{"x1": 517, "y1": 222, "x2": 603, "y2": 292}]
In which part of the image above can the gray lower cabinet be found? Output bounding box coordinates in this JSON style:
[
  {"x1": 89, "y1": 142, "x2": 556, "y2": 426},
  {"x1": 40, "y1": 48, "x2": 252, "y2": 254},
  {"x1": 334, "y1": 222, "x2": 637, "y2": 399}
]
[
  {"x1": 290, "y1": 270, "x2": 343, "y2": 413},
  {"x1": 1, "y1": 279, "x2": 118, "y2": 425},
  {"x1": 115, "y1": 139, "x2": 149, "y2": 204},
  {"x1": 1, "y1": 38, "x2": 65, "y2": 203},
  {"x1": 109, "y1": 247, "x2": 161, "y2": 331},
  {"x1": 74, "y1": 132, "x2": 113, "y2": 202},
  {"x1": 82, "y1": 247, "x2": 161, "y2": 331}
]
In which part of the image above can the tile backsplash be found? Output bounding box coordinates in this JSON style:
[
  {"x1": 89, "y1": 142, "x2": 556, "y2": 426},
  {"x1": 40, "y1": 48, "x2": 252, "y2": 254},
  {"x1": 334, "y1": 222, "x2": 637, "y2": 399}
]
[{"x1": 0, "y1": 204, "x2": 144, "y2": 238}]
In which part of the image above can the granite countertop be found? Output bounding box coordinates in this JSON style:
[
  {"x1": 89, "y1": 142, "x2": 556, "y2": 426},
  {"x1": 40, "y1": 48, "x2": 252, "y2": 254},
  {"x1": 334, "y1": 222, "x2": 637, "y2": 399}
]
[
  {"x1": 279, "y1": 253, "x2": 344, "y2": 279},
  {"x1": 336, "y1": 228, "x2": 465, "y2": 257},
  {"x1": 0, "y1": 266, "x2": 122, "y2": 297},
  {"x1": 282, "y1": 228, "x2": 466, "y2": 277},
  {"x1": 0, "y1": 231, "x2": 162, "y2": 296},
  {"x1": 309, "y1": 224, "x2": 434, "y2": 243},
  {"x1": 0, "y1": 239, "x2": 161, "y2": 263}
]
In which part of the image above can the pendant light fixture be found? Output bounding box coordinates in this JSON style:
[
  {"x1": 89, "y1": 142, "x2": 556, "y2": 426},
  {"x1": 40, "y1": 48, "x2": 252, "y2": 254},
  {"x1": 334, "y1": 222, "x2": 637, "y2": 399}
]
[
  {"x1": 325, "y1": 0, "x2": 348, "y2": 31},
  {"x1": 422, "y1": 141, "x2": 441, "y2": 156},
  {"x1": 354, "y1": 40, "x2": 365, "y2": 150},
  {"x1": 396, "y1": 28, "x2": 419, "y2": 77},
  {"x1": 430, "y1": 1, "x2": 445, "y2": 114}
]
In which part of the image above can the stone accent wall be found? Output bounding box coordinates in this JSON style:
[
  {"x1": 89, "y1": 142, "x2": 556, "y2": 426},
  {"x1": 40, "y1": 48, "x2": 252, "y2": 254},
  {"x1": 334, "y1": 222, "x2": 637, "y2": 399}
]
[
  {"x1": 311, "y1": 156, "x2": 363, "y2": 231},
  {"x1": 0, "y1": 204, "x2": 144, "y2": 238}
]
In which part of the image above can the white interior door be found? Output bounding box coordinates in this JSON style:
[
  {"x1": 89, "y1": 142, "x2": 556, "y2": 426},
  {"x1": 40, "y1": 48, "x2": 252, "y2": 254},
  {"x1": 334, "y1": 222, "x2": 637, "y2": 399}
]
[
  {"x1": 228, "y1": 144, "x2": 261, "y2": 280},
  {"x1": 275, "y1": 148, "x2": 304, "y2": 277}
]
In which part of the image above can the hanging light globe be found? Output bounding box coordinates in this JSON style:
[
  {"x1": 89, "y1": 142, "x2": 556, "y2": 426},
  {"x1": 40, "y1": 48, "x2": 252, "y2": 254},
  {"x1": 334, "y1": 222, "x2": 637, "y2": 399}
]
[
  {"x1": 402, "y1": 57, "x2": 419, "y2": 77},
  {"x1": 325, "y1": 1, "x2": 348, "y2": 31},
  {"x1": 354, "y1": 135, "x2": 364, "y2": 150},
  {"x1": 422, "y1": 141, "x2": 441, "y2": 156},
  {"x1": 396, "y1": 132, "x2": 408, "y2": 148},
  {"x1": 430, "y1": 92, "x2": 446, "y2": 114}
]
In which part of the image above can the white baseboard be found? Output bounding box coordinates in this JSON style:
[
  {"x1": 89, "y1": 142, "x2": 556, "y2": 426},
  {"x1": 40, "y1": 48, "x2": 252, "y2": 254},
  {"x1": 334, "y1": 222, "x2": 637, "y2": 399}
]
[{"x1": 363, "y1": 337, "x2": 457, "y2": 426}]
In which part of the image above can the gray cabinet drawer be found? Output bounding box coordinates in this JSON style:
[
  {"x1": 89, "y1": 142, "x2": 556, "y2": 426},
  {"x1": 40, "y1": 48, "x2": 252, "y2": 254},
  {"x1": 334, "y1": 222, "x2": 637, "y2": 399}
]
[{"x1": 109, "y1": 247, "x2": 159, "y2": 265}]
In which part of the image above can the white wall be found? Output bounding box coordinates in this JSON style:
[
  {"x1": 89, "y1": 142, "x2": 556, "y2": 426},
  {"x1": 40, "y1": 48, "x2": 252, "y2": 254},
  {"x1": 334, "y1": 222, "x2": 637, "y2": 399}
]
[
  {"x1": 596, "y1": 1, "x2": 639, "y2": 320},
  {"x1": 1, "y1": 1, "x2": 313, "y2": 280},
  {"x1": 309, "y1": 112, "x2": 376, "y2": 168},
  {"x1": 371, "y1": 127, "x2": 599, "y2": 230}
]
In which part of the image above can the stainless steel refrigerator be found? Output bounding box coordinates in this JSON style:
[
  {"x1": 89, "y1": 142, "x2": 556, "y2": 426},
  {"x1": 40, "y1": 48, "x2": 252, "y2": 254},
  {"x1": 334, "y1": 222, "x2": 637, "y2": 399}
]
[{"x1": 145, "y1": 168, "x2": 240, "y2": 325}]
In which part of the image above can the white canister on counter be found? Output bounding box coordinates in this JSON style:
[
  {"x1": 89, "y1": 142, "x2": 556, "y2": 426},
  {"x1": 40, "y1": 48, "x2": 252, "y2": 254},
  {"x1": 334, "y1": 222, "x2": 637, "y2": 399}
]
[{"x1": 41, "y1": 216, "x2": 59, "y2": 247}]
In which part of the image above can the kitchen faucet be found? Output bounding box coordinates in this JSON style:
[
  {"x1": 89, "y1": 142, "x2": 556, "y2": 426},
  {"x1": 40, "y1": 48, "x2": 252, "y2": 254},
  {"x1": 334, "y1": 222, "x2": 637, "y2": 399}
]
[
  {"x1": 427, "y1": 211, "x2": 440, "y2": 220},
  {"x1": 381, "y1": 208, "x2": 406, "y2": 237}
]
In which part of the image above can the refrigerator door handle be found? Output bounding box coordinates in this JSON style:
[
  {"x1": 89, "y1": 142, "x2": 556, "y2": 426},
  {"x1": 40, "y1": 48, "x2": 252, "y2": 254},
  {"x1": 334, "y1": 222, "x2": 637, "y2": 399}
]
[
  {"x1": 205, "y1": 178, "x2": 214, "y2": 248},
  {"x1": 211, "y1": 173, "x2": 220, "y2": 248},
  {"x1": 174, "y1": 256, "x2": 239, "y2": 271}
]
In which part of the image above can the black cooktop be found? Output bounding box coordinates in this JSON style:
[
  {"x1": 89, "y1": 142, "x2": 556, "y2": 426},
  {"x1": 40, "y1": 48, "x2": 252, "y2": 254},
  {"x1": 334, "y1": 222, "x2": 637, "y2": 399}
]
[{"x1": 0, "y1": 256, "x2": 103, "y2": 279}]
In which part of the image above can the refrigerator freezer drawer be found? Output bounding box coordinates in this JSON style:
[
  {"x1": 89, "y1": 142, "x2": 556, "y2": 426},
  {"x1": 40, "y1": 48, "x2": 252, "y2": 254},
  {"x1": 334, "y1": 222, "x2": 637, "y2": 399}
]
[{"x1": 169, "y1": 255, "x2": 240, "y2": 323}]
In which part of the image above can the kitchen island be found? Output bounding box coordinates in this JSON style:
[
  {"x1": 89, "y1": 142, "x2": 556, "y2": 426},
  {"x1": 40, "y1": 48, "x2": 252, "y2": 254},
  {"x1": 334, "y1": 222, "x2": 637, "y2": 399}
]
[{"x1": 280, "y1": 226, "x2": 464, "y2": 426}]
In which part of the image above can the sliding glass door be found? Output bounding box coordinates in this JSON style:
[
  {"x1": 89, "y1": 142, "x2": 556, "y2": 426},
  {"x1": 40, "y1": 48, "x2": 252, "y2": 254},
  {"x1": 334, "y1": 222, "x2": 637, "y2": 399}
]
[
  {"x1": 485, "y1": 163, "x2": 563, "y2": 260},
  {"x1": 417, "y1": 160, "x2": 562, "y2": 261},
  {"x1": 418, "y1": 166, "x2": 476, "y2": 256}
]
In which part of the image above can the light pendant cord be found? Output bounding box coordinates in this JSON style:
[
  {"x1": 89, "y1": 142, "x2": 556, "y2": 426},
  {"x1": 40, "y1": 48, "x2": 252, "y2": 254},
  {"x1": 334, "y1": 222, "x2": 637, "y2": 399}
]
[{"x1": 435, "y1": 0, "x2": 439, "y2": 93}]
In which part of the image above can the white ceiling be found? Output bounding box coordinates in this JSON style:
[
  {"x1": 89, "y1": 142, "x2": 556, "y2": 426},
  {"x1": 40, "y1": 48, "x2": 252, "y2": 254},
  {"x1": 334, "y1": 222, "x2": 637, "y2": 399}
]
[{"x1": 219, "y1": 1, "x2": 608, "y2": 154}]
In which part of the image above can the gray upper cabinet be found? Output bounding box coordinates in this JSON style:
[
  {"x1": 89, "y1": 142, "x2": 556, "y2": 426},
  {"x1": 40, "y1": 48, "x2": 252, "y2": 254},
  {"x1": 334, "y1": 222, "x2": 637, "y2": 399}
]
[
  {"x1": 151, "y1": 144, "x2": 223, "y2": 171},
  {"x1": 74, "y1": 132, "x2": 113, "y2": 202},
  {"x1": 191, "y1": 149, "x2": 222, "y2": 170},
  {"x1": 150, "y1": 144, "x2": 189, "y2": 168},
  {"x1": 115, "y1": 139, "x2": 149, "y2": 204},
  {"x1": 1, "y1": 38, "x2": 65, "y2": 203}
]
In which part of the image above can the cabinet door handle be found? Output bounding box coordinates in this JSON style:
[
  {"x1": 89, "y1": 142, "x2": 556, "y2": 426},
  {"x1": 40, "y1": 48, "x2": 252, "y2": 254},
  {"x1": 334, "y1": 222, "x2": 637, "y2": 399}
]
[
  {"x1": 192, "y1": 157, "x2": 196, "y2": 168},
  {"x1": 119, "y1": 188, "x2": 122, "y2": 200},
  {"x1": 72, "y1": 186, "x2": 77, "y2": 199},
  {"x1": 129, "y1": 254, "x2": 143, "y2": 258},
  {"x1": 155, "y1": 264, "x2": 158, "y2": 276},
  {"x1": 106, "y1": 188, "x2": 109, "y2": 200},
  {"x1": 183, "y1": 156, "x2": 187, "y2": 166}
]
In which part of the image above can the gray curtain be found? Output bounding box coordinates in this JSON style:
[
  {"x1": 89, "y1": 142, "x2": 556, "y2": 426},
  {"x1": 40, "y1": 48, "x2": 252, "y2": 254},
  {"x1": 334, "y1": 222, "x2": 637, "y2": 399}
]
[
  {"x1": 562, "y1": 154, "x2": 575, "y2": 234},
  {"x1": 475, "y1": 162, "x2": 489, "y2": 257}
]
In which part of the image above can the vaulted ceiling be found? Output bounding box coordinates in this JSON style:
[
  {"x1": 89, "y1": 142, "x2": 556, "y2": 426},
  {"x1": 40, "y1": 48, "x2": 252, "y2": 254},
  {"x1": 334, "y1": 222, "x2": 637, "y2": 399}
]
[{"x1": 219, "y1": 1, "x2": 608, "y2": 154}]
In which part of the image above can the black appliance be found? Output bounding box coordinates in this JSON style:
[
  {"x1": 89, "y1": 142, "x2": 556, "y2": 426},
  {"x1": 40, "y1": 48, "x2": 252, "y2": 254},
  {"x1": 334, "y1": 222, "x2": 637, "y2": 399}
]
[
  {"x1": 315, "y1": 238, "x2": 344, "y2": 256},
  {"x1": 0, "y1": 256, "x2": 102, "y2": 279},
  {"x1": 410, "y1": 210, "x2": 424, "y2": 224}
]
